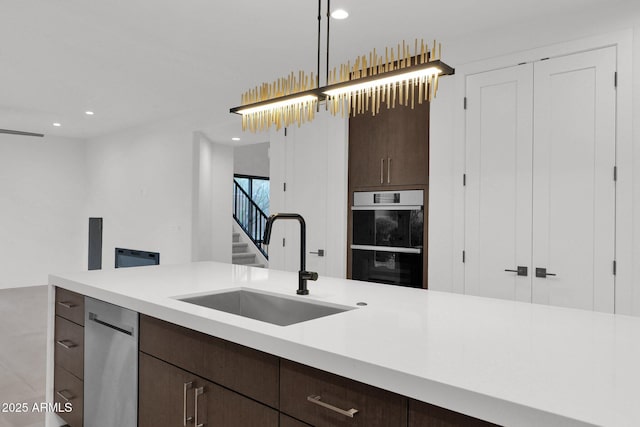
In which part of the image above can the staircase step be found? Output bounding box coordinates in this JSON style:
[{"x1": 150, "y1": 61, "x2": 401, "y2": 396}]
[
  {"x1": 232, "y1": 232, "x2": 241, "y2": 243},
  {"x1": 232, "y1": 242, "x2": 249, "y2": 253},
  {"x1": 232, "y1": 252, "x2": 256, "y2": 265}
]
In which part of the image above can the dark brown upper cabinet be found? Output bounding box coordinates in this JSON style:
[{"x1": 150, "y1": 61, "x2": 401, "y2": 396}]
[{"x1": 348, "y1": 101, "x2": 429, "y2": 189}]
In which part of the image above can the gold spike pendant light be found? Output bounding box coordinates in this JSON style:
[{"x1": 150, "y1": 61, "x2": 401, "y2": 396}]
[{"x1": 230, "y1": 1, "x2": 454, "y2": 132}]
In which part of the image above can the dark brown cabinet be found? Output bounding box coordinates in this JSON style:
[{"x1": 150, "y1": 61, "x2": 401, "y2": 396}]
[
  {"x1": 348, "y1": 101, "x2": 429, "y2": 189},
  {"x1": 280, "y1": 359, "x2": 407, "y2": 427},
  {"x1": 139, "y1": 315, "x2": 279, "y2": 426},
  {"x1": 139, "y1": 352, "x2": 278, "y2": 427},
  {"x1": 408, "y1": 399, "x2": 499, "y2": 427},
  {"x1": 53, "y1": 287, "x2": 85, "y2": 426}
]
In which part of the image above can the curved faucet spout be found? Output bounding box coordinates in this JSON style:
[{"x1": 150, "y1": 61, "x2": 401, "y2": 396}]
[{"x1": 263, "y1": 213, "x2": 317, "y2": 295}]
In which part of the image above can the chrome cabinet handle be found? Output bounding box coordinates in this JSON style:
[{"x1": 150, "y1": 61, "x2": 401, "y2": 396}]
[
  {"x1": 380, "y1": 159, "x2": 385, "y2": 184},
  {"x1": 56, "y1": 340, "x2": 77, "y2": 349},
  {"x1": 56, "y1": 389, "x2": 74, "y2": 402},
  {"x1": 307, "y1": 395, "x2": 359, "y2": 418},
  {"x1": 387, "y1": 157, "x2": 391, "y2": 183},
  {"x1": 194, "y1": 386, "x2": 204, "y2": 427},
  {"x1": 57, "y1": 301, "x2": 76, "y2": 309},
  {"x1": 183, "y1": 382, "x2": 193, "y2": 426}
]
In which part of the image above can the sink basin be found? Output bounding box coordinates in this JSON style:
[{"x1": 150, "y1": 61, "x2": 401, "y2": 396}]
[{"x1": 176, "y1": 289, "x2": 354, "y2": 326}]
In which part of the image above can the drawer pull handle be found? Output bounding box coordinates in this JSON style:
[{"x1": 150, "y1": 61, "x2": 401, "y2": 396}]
[
  {"x1": 57, "y1": 301, "x2": 76, "y2": 309},
  {"x1": 56, "y1": 340, "x2": 77, "y2": 349},
  {"x1": 194, "y1": 386, "x2": 204, "y2": 427},
  {"x1": 183, "y1": 381, "x2": 193, "y2": 426},
  {"x1": 307, "y1": 395, "x2": 359, "y2": 418},
  {"x1": 56, "y1": 389, "x2": 74, "y2": 402}
]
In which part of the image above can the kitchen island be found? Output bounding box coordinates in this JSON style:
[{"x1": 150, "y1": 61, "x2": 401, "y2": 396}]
[{"x1": 46, "y1": 261, "x2": 640, "y2": 426}]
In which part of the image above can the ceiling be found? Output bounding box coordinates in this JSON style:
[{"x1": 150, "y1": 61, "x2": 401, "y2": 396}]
[{"x1": 0, "y1": 0, "x2": 634, "y2": 142}]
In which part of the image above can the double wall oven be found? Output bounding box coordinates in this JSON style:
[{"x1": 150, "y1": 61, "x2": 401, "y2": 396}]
[{"x1": 351, "y1": 190, "x2": 424, "y2": 288}]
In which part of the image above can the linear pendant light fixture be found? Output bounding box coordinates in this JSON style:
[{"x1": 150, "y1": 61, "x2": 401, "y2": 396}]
[{"x1": 230, "y1": 1, "x2": 454, "y2": 132}]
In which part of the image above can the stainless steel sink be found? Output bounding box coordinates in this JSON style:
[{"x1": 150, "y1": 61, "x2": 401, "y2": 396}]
[{"x1": 176, "y1": 289, "x2": 354, "y2": 326}]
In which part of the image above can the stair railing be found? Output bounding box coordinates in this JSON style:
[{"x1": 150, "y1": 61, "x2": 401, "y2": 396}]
[{"x1": 233, "y1": 179, "x2": 269, "y2": 259}]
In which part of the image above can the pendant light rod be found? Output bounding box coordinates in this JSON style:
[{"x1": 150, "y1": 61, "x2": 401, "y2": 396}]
[
  {"x1": 317, "y1": 0, "x2": 321, "y2": 89},
  {"x1": 326, "y1": 0, "x2": 331, "y2": 86}
]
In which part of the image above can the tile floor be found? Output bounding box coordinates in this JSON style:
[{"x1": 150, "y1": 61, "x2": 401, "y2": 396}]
[{"x1": 0, "y1": 286, "x2": 48, "y2": 427}]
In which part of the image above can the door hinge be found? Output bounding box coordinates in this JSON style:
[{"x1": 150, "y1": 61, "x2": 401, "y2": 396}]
[
  {"x1": 463, "y1": 174, "x2": 467, "y2": 186},
  {"x1": 614, "y1": 166, "x2": 618, "y2": 181},
  {"x1": 613, "y1": 260, "x2": 617, "y2": 276},
  {"x1": 463, "y1": 97, "x2": 467, "y2": 110},
  {"x1": 283, "y1": 182, "x2": 287, "y2": 192},
  {"x1": 614, "y1": 72, "x2": 618, "y2": 88},
  {"x1": 283, "y1": 238, "x2": 286, "y2": 247},
  {"x1": 462, "y1": 250, "x2": 466, "y2": 263}
]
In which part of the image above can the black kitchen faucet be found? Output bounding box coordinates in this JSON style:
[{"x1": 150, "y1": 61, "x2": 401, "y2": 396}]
[{"x1": 263, "y1": 213, "x2": 318, "y2": 295}]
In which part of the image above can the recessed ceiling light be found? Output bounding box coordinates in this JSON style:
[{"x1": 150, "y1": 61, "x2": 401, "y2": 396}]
[
  {"x1": 53, "y1": 123, "x2": 61, "y2": 127},
  {"x1": 331, "y1": 9, "x2": 349, "y2": 20},
  {"x1": 85, "y1": 111, "x2": 95, "y2": 115},
  {"x1": 232, "y1": 137, "x2": 241, "y2": 141}
]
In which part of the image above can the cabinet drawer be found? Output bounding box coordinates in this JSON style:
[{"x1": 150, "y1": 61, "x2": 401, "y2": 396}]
[
  {"x1": 54, "y1": 316, "x2": 84, "y2": 380},
  {"x1": 55, "y1": 287, "x2": 85, "y2": 326},
  {"x1": 202, "y1": 333, "x2": 279, "y2": 408},
  {"x1": 54, "y1": 364, "x2": 83, "y2": 427},
  {"x1": 281, "y1": 414, "x2": 313, "y2": 427},
  {"x1": 280, "y1": 360, "x2": 407, "y2": 427},
  {"x1": 139, "y1": 314, "x2": 204, "y2": 373},
  {"x1": 408, "y1": 399, "x2": 499, "y2": 427}
]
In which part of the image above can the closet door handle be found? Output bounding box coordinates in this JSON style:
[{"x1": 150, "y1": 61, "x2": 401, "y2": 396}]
[
  {"x1": 504, "y1": 266, "x2": 528, "y2": 276},
  {"x1": 380, "y1": 159, "x2": 385, "y2": 184},
  {"x1": 387, "y1": 157, "x2": 392, "y2": 183},
  {"x1": 194, "y1": 386, "x2": 204, "y2": 427},
  {"x1": 535, "y1": 268, "x2": 557, "y2": 278},
  {"x1": 183, "y1": 382, "x2": 193, "y2": 426}
]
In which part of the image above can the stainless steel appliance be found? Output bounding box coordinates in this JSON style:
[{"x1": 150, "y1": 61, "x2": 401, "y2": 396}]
[
  {"x1": 84, "y1": 297, "x2": 138, "y2": 427},
  {"x1": 351, "y1": 190, "x2": 424, "y2": 287}
]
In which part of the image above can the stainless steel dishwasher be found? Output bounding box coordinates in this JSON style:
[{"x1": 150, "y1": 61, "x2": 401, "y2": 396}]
[{"x1": 84, "y1": 297, "x2": 138, "y2": 427}]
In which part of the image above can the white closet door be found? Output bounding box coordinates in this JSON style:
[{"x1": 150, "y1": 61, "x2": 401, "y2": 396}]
[
  {"x1": 284, "y1": 116, "x2": 329, "y2": 276},
  {"x1": 532, "y1": 47, "x2": 616, "y2": 312},
  {"x1": 464, "y1": 64, "x2": 534, "y2": 302}
]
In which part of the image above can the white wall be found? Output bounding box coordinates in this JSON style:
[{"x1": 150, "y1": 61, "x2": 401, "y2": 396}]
[
  {"x1": 234, "y1": 142, "x2": 269, "y2": 177},
  {"x1": 0, "y1": 134, "x2": 87, "y2": 288},
  {"x1": 85, "y1": 122, "x2": 195, "y2": 269},
  {"x1": 192, "y1": 133, "x2": 233, "y2": 263},
  {"x1": 428, "y1": 7, "x2": 640, "y2": 315}
]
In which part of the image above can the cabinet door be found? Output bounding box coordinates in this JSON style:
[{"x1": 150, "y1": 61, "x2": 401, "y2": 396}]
[
  {"x1": 199, "y1": 378, "x2": 279, "y2": 427},
  {"x1": 349, "y1": 110, "x2": 390, "y2": 188},
  {"x1": 384, "y1": 101, "x2": 429, "y2": 186},
  {"x1": 464, "y1": 64, "x2": 534, "y2": 302},
  {"x1": 408, "y1": 399, "x2": 497, "y2": 427},
  {"x1": 532, "y1": 47, "x2": 616, "y2": 312},
  {"x1": 139, "y1": 352, "x2": 197, "y2": 427}
]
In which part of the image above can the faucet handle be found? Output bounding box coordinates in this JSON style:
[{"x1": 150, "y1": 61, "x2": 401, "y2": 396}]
[{"x1": 301, "y1": 271, "x2": 318, "y2": 281}]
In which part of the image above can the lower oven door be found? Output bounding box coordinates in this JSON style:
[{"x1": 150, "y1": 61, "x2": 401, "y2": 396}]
[{"x1": 351, "y1": 246, "x2": 423, "y2": 288}]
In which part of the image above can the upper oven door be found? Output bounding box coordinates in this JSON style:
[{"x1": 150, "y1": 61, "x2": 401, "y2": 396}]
[{"x1": 352, "y1": 208, "x2": 423, "y2": 248}]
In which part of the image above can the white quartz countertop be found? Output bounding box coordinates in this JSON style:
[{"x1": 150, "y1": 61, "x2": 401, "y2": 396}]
[{"x1": 49, "y1": 262, "x2": 640, "y2": 426}]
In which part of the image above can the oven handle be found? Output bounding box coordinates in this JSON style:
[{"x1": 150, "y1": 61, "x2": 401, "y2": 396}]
[
  {"x1": 350, "y1": 245, "x2": 422, "y2": 254},
  {"x1": 351, "y1": 205, "x2": 423, "y2": 211}
]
